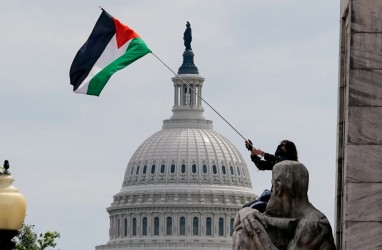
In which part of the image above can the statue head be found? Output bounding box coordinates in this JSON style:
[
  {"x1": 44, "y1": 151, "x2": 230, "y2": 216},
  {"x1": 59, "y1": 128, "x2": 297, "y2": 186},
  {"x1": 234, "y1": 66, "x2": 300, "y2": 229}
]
[
  {"x1": 186, "y1": 21, "x2": 190, "y2": 28},
  {"x1": 266, "y1": 161, "x2": 309, "y2": 217}
]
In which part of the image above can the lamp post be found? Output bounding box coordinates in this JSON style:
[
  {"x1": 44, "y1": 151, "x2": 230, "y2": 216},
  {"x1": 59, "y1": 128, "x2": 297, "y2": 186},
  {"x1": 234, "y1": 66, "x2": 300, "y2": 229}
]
[{"x1": 0, "y1": 160, "x2": 27, "y2": 250}]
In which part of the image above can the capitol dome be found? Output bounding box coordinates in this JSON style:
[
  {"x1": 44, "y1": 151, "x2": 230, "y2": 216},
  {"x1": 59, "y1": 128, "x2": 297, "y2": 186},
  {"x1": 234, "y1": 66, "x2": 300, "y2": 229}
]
[
  {"x1": 124, "y1": 126, "x2": 252, "y2": 188},
  {"x1": 96, "y1": 40, "x2": 255, "y2": 250}
]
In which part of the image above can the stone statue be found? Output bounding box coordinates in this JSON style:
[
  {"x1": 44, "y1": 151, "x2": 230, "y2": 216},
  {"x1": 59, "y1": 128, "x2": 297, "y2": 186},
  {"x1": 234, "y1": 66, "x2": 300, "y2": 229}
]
[
  {"x1": 183, "y1": 21, "x2": 192, "y2": 50},
  {"x1": 233, "y1": 161, "x2": 336, "y2": 250}
]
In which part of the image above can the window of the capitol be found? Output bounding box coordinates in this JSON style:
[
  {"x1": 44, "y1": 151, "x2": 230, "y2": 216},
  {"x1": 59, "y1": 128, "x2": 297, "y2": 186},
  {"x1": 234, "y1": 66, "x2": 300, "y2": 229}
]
[
  {"x1": 219, "y1": 218, "x2": 224, "y2": 236},
  {"x1": 142, "y1": 217, "x2": 148, "y2": 236},
  {"x1": 192, "y1": 217, "x2": 199, "y2": 235},
  {"x1": 179, "y1": 217, "x2": 185, "y2": 235},
  {"x1": 206, "y1": 217, "x2": 212, "y2": 236},
  {"x1": 166, "y1": 217, "x2": 173, "y2": 235}
]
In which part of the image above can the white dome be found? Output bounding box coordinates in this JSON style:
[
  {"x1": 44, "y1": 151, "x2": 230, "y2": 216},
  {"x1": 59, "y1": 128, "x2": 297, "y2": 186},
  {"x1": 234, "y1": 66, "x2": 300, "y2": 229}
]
[{"x1": 123, "y1": 127, "x2": 252, "y2": 188}]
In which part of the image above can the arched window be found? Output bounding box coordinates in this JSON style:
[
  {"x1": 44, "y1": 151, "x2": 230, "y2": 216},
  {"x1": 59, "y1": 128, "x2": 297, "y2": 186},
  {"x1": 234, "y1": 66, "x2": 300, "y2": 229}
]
[
  {"x1": 166, "y1": 217, "x2": 173, "y2": 235},
  {"x1": 151, "y1": 164, "x2": 156, "y2": 174},
  {"x1": 222, "y1": 165, "x2": 226, "y2": 175},
  {"x1": 132, "y1": 218, "x2": 137, "y2": 236},
  {"x1": 202, "y1": 164, "x2": 208, "y2": 174},
  {"x1": 193, "y1": 217, "x2": 199, "y2": 235},
  {"x1": 230, "y1": 218, "x2": 235, "y2": 236},
  {"x1": 154, "y1": 217, "x2": 160, "y2": 235},
  {"x1": 230, "y1": 166, "x2": 234, "y2": 175},
  {"x1": 143, "y1": 165, "x2": 147, "y2": 175},
  {"x1": 179, "y1": 216, "x2": 186, "y2": 236},
  {"x1": 160, "y1": 164, "x2": 166, "y2": 174},
  {"x1": 142, "y1": 217, "x2": 148, "y2": 236},
  {"x1": 136, "y1": 165, "x2": 140, "y2": 175},
  {"x1": 212, "y1": 165, "x2": 217, "y2": 174},
  {"x1": 219, "y1": 217, "x2": 224, "y2": 236},
  {"x1": 192, "y1": 164, "x2": 197, "y2": 174},
  {"x1": 171, "y1": 164, "x2": 176, "y2": 173},
  {"x1": 124, "y1": 218, "x2": 128, "y2": 237},
  {"x1": 123, "y1": 218, "x2": 127, "y2": 237},
  {"x1": 181, "y1": 164, "x2": 186, "y2": 174},
  {"x1": 206, "y1": 217, "x2": 212, "y2": 236},
  {"x1": 237, "y1": 167, "x2": 241, "y2": 176}
]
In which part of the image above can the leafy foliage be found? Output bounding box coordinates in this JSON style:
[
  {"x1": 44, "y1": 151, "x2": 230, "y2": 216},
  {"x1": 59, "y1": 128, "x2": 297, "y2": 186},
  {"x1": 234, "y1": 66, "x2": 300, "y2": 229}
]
[{"x1": 15, "y1": 224, "x2": 60, "y2": 250}]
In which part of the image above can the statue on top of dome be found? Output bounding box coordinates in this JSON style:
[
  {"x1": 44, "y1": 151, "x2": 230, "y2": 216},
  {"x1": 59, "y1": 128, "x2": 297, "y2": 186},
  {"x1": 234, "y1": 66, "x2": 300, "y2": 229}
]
[{"x1": 183, "y1": 21, "x2": 192, "y2": 51}]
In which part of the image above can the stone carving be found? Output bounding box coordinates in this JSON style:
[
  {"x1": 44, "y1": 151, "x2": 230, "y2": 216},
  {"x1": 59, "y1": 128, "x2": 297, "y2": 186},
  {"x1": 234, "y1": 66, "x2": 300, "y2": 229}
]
[
  {"x1": 233, "y1": 161, "x2": 336, "y2": 250},
  {"x1": 183, "y1": 21, "x2": 192, "y2": 50}
]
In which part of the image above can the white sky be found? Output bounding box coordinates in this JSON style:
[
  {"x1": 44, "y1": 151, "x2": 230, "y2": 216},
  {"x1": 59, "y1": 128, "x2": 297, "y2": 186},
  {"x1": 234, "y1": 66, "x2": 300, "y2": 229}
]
[{"x1": 0, "y1": 1, "x2": 339, "y2": 249}]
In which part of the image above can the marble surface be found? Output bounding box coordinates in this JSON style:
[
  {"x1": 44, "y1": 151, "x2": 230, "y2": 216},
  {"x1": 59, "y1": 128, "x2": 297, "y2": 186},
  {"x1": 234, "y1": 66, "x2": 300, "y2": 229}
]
[
  {"x1": 352, "y1": 0, "x2": 382, "y2": 32},
  {"x1": 344, "y1": 222, "x2": 382, "y2": 250},
  {"x1": 337, "y1": 1, "x2": 382, "y2": 249},
  {"x1": 349, "y1": 70, "x2": 382, "y2": 106},
  {"x1": 348, "y1": 107, "x2": 382, "y2": 144},
  {"x1": 346, "y1": 145, "x2": 382, "y2": 182},
  {"x1": 345, "y1": 183, "x2": 382, "y2": 221}
]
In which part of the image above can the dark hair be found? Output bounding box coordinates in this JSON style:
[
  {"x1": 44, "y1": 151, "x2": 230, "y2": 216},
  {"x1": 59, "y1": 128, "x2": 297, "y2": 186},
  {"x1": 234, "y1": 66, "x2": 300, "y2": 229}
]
[{"x1": 276, "y1": 140, "x2": 298, "y2": 161}]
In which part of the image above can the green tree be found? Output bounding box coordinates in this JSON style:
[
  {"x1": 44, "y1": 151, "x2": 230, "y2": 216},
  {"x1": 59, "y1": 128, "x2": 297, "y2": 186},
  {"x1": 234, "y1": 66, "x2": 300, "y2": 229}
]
[{"x1": 15, "y1": 224, "x2": 60, "y2": 250}]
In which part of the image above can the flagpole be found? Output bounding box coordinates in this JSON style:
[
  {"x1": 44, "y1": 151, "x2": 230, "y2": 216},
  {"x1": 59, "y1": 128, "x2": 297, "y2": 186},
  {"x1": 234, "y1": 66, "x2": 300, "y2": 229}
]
[{"x1": 150, "y1": 52, "x2": 248, "y2": 142}]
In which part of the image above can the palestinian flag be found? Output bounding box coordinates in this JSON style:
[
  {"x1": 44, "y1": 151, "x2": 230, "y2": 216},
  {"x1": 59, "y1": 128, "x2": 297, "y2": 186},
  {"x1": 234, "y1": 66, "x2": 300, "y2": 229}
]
[{"x1": 70, "y1": 9, "x2": 151, "y2": 96}]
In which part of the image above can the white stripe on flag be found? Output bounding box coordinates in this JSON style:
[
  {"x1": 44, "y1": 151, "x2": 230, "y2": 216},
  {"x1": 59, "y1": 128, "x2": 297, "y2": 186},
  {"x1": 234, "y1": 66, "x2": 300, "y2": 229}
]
[{"x1": 75, "y1": 34, "x2": 132, "y2": 94}]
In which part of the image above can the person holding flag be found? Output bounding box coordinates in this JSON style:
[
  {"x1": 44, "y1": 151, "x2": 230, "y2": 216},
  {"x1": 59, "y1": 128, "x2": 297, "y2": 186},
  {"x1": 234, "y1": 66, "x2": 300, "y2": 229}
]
[
  {"x1": 245, "y1": 139, "x2": 298, "y2": 171},
  {"x1": 243, "y1": 139, "x2": 298, "y2": 212}
]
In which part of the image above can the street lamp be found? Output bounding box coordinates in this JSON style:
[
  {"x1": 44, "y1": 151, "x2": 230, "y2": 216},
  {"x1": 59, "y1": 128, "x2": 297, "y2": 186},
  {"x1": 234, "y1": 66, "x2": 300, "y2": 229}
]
[{"x1": 0, "y1": 160, "x2": 27, "y2": 250}]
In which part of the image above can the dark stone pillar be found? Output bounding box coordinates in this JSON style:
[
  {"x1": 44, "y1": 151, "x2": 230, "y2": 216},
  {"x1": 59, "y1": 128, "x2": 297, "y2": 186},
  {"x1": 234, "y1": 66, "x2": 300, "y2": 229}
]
[{"x1": 337, "y1": 1, "x2": 382, "y2": 249}]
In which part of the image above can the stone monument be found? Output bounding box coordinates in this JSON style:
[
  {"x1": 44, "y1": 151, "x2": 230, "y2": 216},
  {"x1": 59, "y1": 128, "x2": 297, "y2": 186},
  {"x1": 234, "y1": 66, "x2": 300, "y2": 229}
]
[
  {"x1": 232, "y1": 161, "x2": 336, "y2": 249},
  {"x1": 336, "y1": 1, "x2": 382, "y2": 249}
]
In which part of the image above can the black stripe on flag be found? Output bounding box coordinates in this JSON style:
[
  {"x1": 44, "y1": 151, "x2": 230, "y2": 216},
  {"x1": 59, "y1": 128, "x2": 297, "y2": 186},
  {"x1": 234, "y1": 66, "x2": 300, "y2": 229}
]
[{"x1": 70, "y1": 10, "x2": 116, "y2": 91}]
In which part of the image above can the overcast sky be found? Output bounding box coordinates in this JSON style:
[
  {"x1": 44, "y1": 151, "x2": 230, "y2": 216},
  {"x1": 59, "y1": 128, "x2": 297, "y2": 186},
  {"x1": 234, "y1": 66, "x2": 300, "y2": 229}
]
[{"x1": 0, "y1": 1, "x2": 339, "y2": 249}]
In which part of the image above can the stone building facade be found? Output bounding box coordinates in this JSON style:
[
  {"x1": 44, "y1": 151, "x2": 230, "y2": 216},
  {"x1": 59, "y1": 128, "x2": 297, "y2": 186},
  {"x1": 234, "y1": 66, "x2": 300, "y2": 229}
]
[
  {"x1": 96, "y1": 49, "x2": 256, "y2": 249},
  {"x1": 336, "y1": 1, "x2": 382, "y2": 249}
]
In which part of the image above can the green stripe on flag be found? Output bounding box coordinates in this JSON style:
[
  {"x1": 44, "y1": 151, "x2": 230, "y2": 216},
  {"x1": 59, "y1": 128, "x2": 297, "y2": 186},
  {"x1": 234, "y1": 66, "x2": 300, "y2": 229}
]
[{"x1": 87, "y1": 38, "x2": 151, "y2": 96}]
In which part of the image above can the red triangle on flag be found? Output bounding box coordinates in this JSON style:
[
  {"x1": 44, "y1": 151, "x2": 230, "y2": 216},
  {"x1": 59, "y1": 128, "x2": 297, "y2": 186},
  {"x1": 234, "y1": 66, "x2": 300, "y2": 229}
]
[{"x1": 113, "y1": 18, "x2": 140, "y2": 49}]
